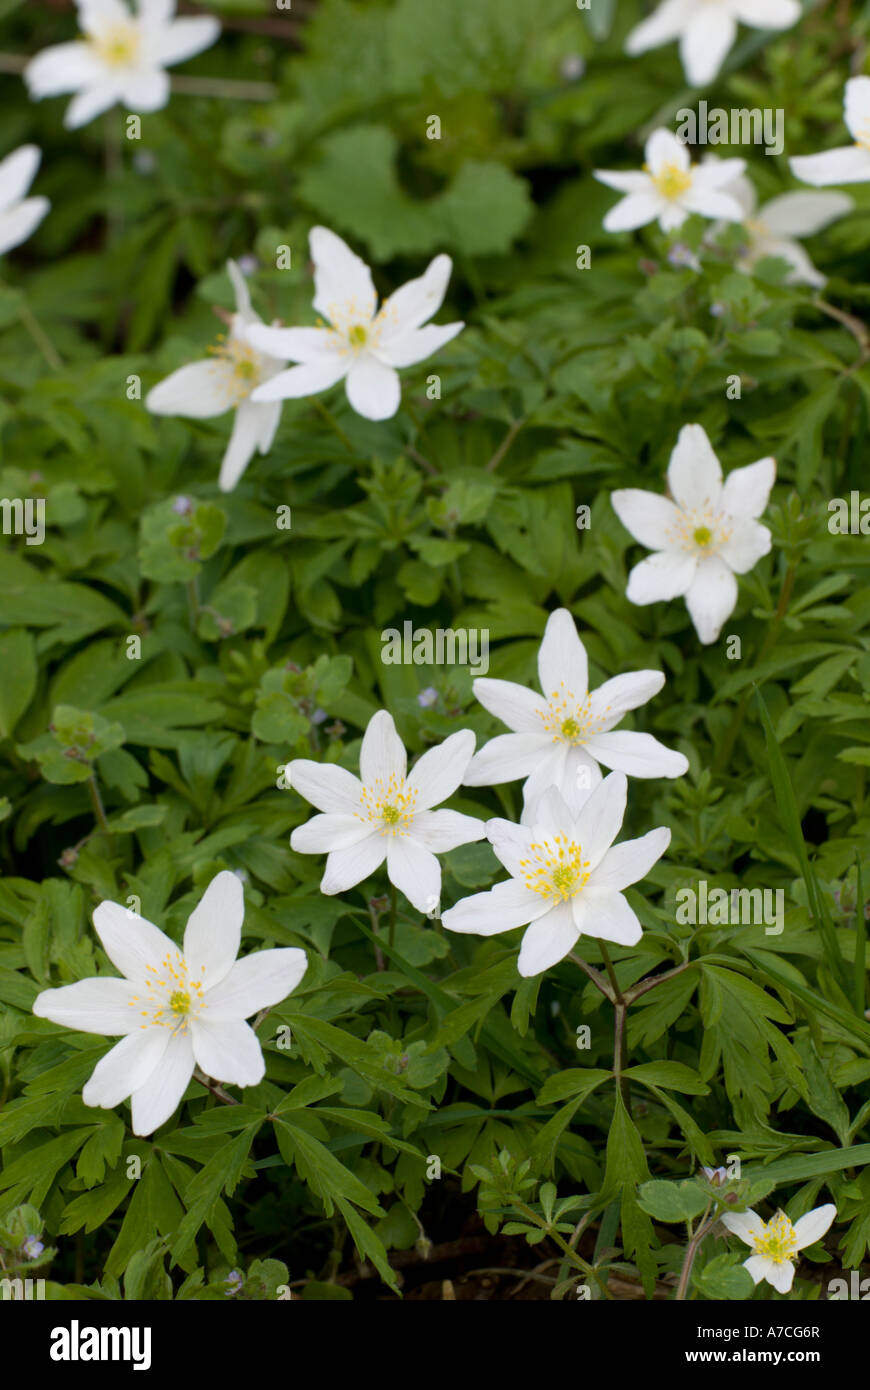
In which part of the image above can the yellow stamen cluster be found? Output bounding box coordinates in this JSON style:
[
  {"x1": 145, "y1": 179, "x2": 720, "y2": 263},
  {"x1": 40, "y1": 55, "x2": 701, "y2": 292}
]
[
  {"x1": 358, "y1": 774, "x2": 418, "y2": 836},
  {"x1": 665, "y1": 506, "x2": 732, "y2": 557},
  {"x1": 538, "y1": 683, "x2": 611, "y2": 746},
  {"x1": 90, "y1": 23, "x2": 141, "y2": 67},
  {"x1": 207, "y1": 332, "x2": 264, "y2": 405},
  {"x1": 650, "y1": 162, "x2": 693, "y2": 200},
  {"x1": 520, "y1": 834, "x2": 591, "y2": 903},
  {"x1": 128, "y1": 952, "x2": 206, "y2": 1033},
  {"x1": 751, "y1": 1211, "x2": 799, "y2": 1266}
]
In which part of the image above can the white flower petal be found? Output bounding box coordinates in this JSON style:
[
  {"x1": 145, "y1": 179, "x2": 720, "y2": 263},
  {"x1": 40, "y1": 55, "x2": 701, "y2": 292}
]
[
  {"x1": 250, "y1": 356, "x2": 348, "y2": 403},
  {"x1": 625, "y1": 0, "x2": 693, "y2": 55},
  {"x1": 245, "y1": 323, "x2": 339, "y2": 363},
  {"x1": 524, "y1": 783, "x2": 574, "y2": 841},
  {"x1": 320, "y1": 836, "x2": 387, "y2": 895},
  {"x1": 667, "y1": 424, "x2": 723, "y2": 512},
  {"x1": 217, "y1": 399, "x2": 266, "y2": 492},
  {"x1": 65, "y1": 82, "x2": 123, "y2": 129},
  {"x1": 743, "y1": 1255, "x2": 774, "y2": 1285},
  {"x1": 610, "y1": 489, "x2": 683, "y2": 550},
  {"x1": 626, "y1": 551, "x2": 698, "y2": 604},
  {"x1": 287, "y1": 759, "x2": 363, "y2": 815},
  {"x1": 25, "y1": 43, "x2": 103, "y2": 98},
  {"x1": 645, "y1": 128, "x2": 690, "y2": 175},
  {"x1": 472, "y1": 677, "x2": 549, "y2": 733},
  {"x1": 551, "y1": 747, "x2": 604, "y2": 817},
  {"x1": 845, "y1": 76, "x2": 870, "y2": 142},
  {"x1": 146, "y1": 358, "x2": 237, "y2": 419},
  {"x1": 732, "y1": 0, "x2": 799, "y2": 25},
  {"x1": 587, "y1": 827, "x2": 671, "y2": 893},
  {"x1": 412, "y1": 809, "x2": 487, "y2": 852},
  {"x1": 463, "y1": 731, "x2": 551, "y2": 785},
  {"x1": 191, "y1": 1016, "x2": 264, "y2": 1087},
  {"x1": 486, "y1": 819, "x2": 535, "y2": 877},
  {"x1": 586, "y1": 730, "x2": 688, "y2": 779},
  {"x1": 82, "y1": 1029, "x2": 170, "y2": 1109},
  {"x1": 92, "y1": 901, "x2": 179, "y2": 984},
  {"x1": 182, "y1": 871, "x2": 244, "y2": 991},
  {"x1": 441, "y1": 878, "x2": 546, "y2": 936},
  {"x1": 578, "y1": 888, "x2": 643, "y2": 947},
  {"x1": 518, "y1": 901, "x2": 580, "y2": 976},
  {"x1": 720, "y1": 456, "x2": 776, "y2": 520},
  {"x1": 130, "y1": 1029, "x2": 195, "y2": 1136},
  {"x1": 680, "y1": 8, "x2": 736, "y2": 87},
  {"x1": 572, "y1": 771, "x2": 627, "y2": 869},
  {"x1": 407, "y1": 729, "x2": 476, "y2": 810},
  {"x1": 360, "y1": 709, "x2": 406, "y2": 786},
  {"x1": 310, "y1": 225, "x2": 377, "y2": 323},
  {"x1": 520, "y1": 743, "x2": 571, "y2": 813},
  {"x1": 386, "y1": 837, "x2": 442, "y2": 914},
  {"x1": 765, "y1": 1259, "x2": 795, "y2": 1293},
  {"x1": 594, "y1": 169, "x2": 653, "y2": 195},
  {"x1": 603, "y1": 192, "x2": 661, "y2": 233},
  {"x1": 345, "y1": 354, "x2": 402, "y2": 420},
  {"x1": 149, "y1": 16, "x2": 221, "y2": 67},
  {"x1": 759, "y1": 191, "x2": 853, "y2": 238},
  {"x1": 373, "y1": 320, "x2": 464, "y2": 368},
  {"x1": 721, "y1": 1208, "x2": 764, "y2": 1245},
  {"x1": 790, "y1": 147, "x2": 870, "y2": 187},
  {"x1": 792, "y1": 1204, "x2": 836, "y2": 1250},
  {"x1": 376, "y1": 254, "x2": 453, "y2": 338},
  {"x1": 291, "y1": 813, "x2": 372, "y2": 854},
  {"x1": 33, "y1": 978, "x2": 140, "y2": 1035},
  {"x1": 120, "y1": 66, "x2": 170, "y2": 113},
  {"x1": 0, "y1": 145, "x2": 40, "y2": 211},
  {"x1": 0, "y1": 197, "x2": 50, "y2": 258},
  {"x1": 717, "y1": 519, "x2": 772, "y2": 575},
  {"x1": 587, "y1": 671, "x2": 666, "y2": 730},
  {"x1": 203, "y1": 947, "x2": 307, "y2": 1018},
  {"x1": 685, "y1": 555, "x2": 738, "y2": 644},
  {"x1": 538, "y1": 608, "x2": 588, "y2": 701}
]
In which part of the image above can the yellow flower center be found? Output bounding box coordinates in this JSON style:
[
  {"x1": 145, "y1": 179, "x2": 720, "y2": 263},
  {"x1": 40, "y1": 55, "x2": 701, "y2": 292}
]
[
  {"x1": 665, "y1": 508, "x2": 732, "y2": 557},
  {"x1": 91, "y1": 24, "x2": 141, "y2": 66},
  {"x1": 349, "y1": 324, "x2": 368, "y2": 348},
  {"x1": 128, "y1": 952, "x2": 206, "y2": 1034},
  {"x1": 652, "y1": 162, "x2": 693, "y2": 200},
  {"x1": 538, "y1": 684, "x2": 612, "y2": 746},
  {"x1": 207, "y1": 333, "x2": 264, "y2": 404},
  {"x1": 693, "y1": 525, "x2": 712, "y2": 547},
  {"x1": 358, "y1": 775, "x2": 418, "y2": 836},
  {"x1": 521, "y1": 835, "x2": 591, "y2": 903},
  {"x1": 751, "y1": 1211, "x2": 799, "y2": 1266}
]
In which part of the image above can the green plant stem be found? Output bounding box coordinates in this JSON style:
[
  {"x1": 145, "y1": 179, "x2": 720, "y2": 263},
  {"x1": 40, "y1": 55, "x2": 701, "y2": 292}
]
[
  {"x1": 388, "y1": 884, "x2": 397, "y2": 949},
  {"x1": 675, "y1": 1203, "x2": 716, "y2": 1301},
  {"x1": 313, "y1": 398, "x2": 354, "y2": 451},
  {"x1": 512, "y1": 1200, "x2": 602, "y2": 1288},
  {"x1": 624, "y1": 960, "x2": 694, "y2": 1006},
  {"x1": 194, "y1": 1067, "x2": 239, "y2": 1106},
  {"x1": 87, "y1": 772, "x2": 111, "y2": 839},
  {"x1": 599, "y1": 944, "x2": 630, "y2": 1113},
  {"x1": 712, "y1": 559, "x2": 798, "y2": 774},
  {"x1": 485, "y1": 416, "x2": 524, "y2": 472},
  {"x1": 570, "y1": 950, "x2": 613, "y2": 1000},
  {"x1": 17, "y1": 301, "x2": 62, "y2": 370}
]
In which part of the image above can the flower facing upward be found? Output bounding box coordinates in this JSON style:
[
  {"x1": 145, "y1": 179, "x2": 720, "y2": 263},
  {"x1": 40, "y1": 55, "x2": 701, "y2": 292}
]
[
  {"x1": 595, "y1": 129, "x2": 746, "y2": 234},
  {"x1": 611, "y1": 425, "x2": 776, "y2": 645},
  {"x1": 288, "y1": 710, "x2": 485, "y2": 915},
  {"x1": 712, "y1": 168, "x2": 852, "y2": 289},
  {"x1": 721, "y1": 1204, "x2": 836, "y2": 1293},
  {"x1": 625, "y1": 0, "x2": 800, "y2": 88},
  {"x1": 245, "y1": 227, "x2": 464, "y2": 422},
  {"x1": 146, "y1": 260, "x2": 286, "y2": 492},
  {"x1": 32, "y1": 872, "x2": 307, "y2": 1136},
  {"x1": 790, "y1": 78, "x2": 870, "y2": 188},
  {"x1": 0, "y1": 146, "x2": 50, "y2": 258},
  {"x1": 442, "y1": 774, "x2": 670, "y2": 977},
  {"x1": 25, "y1": 0, "x2": 220, "y2": 130},
  {"x1": 463, "y1": 608, "x2": 687, "y2": 816}
]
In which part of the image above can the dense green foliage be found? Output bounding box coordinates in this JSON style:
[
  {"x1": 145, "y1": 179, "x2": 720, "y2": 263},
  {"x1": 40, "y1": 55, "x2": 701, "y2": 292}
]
[{"x1": 1, "y1": 0, "x2": 869, "y2": 1301}]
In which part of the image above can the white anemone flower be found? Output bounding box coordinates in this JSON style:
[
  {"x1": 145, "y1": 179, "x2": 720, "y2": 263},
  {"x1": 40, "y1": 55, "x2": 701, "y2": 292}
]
[
  {"x1": 0, "y1": 146, "x2": 50, "y2": 257},
  {"x1": 24, "y1": 0, "x2": 220, "y2": 131},
  {"x1": 146, "y1": 260, "x2": 286, "y2": 492},
  {"x1": 721, "y1": 1204, "x2": 836, "y2": 1294},
  {"x1": 625, "y1": 0, "x2": 800, "y2": 88},
  {"x1": 711, "y1": 168, "x2": 852, "y2": 288},
  {"x1": 463, "y1": 608, "x2": 687, "y2": 817},
  {"x1": 790, "y1": 77, "x2": 870, "y2": 187},
  {"x1": 596, "y1": 129, "x2": 745, "y2": 234},
  {"x1": 245, "y1": 227, "x2": 464, "y2": 422},
  {"x1": 288, "y1": 710, "x2": 485, "y2": 914},
  {"x1": 32, "y1": 871, "x2": 307, "y2": 1137},
  {"x1": 442, "y1": 774, "x2": 670, "y2": 977},
  {"x1": 611, "y1": 425, "x2": 775, "y2": 645}
]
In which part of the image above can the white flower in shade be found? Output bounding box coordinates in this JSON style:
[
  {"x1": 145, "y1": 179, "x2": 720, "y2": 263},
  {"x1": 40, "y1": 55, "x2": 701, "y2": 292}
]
[
  {"x1": 790, "y1": 77, "x2": 870, "y2": 187},
  {"x1": 611, "y1": 425, "x2": 776, "y2": 646},
  {"x1": 596, "y1": 129, "x2": 745, "y2": 234},
  {"x1": 0, "y1": 146, "x2": 50, "y2": 257},
  {"x1": 721, "y1": 1204, "x2": 836, "y2": 1294},
  {"x1": 245, "y1": 227, "x2": 464, "y2": 422},
  {"x1": 24, "y1": 0, "x2": 220, "y2": 131},
  {"x1": 625, "y1": 0, "x2": 800, "y2": 88},
  {"x1": 288, "y1": 710, "x2": 485, "y2": 914},
  {"x1": 442, "y1": 774, "x2": 670, "y2": 977},
  {"x1": 32, "y1": 872, "x2": 307, "y2": 1137},
  {"x1": 146, "y1": 260, "x2": 286, "y2": 492},
  {"x1": 463, "y1": 608, "x2": 688, "y2": 817},
  {"x1": 712, "y1": 168, "x2": 852, "y2": 288}
]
